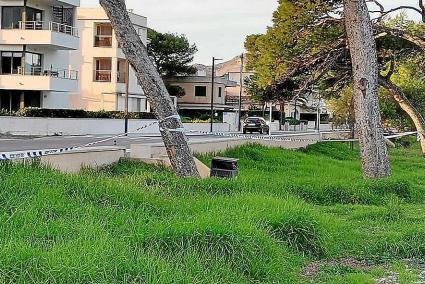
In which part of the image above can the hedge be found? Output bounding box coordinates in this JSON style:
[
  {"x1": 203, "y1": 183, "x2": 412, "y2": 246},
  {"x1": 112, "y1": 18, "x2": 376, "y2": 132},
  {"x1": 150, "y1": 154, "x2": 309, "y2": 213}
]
[{"x1": 0, "y1": 108, "x2": 157, "y2": 119}]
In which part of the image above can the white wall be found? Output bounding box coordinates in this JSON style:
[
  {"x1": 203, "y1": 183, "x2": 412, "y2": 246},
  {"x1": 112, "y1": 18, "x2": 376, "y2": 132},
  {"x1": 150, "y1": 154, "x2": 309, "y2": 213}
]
[
  {"x1": 42, "y1": 92, "x2": 71, "y2": 109},
  {"x1": 0, "y1": 117, "x2": 231, "y2": 136}
]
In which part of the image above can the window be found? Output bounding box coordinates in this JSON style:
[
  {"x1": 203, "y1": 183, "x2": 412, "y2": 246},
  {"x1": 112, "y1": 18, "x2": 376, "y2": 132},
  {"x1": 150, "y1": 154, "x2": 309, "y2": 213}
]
[
  {"x1": 1, "y1": 7, "x2": 42, "y2": 30},
  {"x1": 218, "y1": 87, "x2": 222, "y2": 98},
  {"x1": 2, "y1": 7, "x2": 23, "y2": 29},
  {"x1": 94, "y1": 58, "x2": 112, "y2": 82},
  {"x1": 94, "y1": 23, "x2": 113, "y2": 47},
  {"x1": 1, "y1": 52, "x2": 23, "y2": 74},
  {"x1": 117, "y1": 59, "x2": 126, "y2": 83},
  {"x1": 25, "y1": 52, "x2": 42, "y2": 75},
  {"x1": 195, "y1": 86, "x2": 207, "y2": 97}
]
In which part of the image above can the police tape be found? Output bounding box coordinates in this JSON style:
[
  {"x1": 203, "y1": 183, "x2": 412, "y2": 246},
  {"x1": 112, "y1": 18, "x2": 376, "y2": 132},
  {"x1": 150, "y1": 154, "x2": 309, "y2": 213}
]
[
  {"x1": 189, "y1": 130, "x2": 419, "y2": 143},
  {"x1": 0, "y1": 120, "x2": 159, "y2": 161},
  {"x1": 0, "y1": 119, "x2": 419, "y2": 162},
  {"x1": 192, "y1": 130, "x2": 321, "y2": 142}
]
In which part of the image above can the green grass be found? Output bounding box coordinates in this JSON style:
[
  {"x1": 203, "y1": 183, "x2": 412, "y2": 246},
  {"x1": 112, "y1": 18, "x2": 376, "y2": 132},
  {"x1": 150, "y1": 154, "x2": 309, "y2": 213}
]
[{"x1": 1, "y1": 142, "x2": 425, "y2": 283}]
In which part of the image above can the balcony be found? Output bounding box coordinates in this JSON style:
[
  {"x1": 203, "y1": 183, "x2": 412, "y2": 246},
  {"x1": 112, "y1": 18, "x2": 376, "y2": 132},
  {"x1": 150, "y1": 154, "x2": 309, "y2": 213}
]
[
  {"x1": 59, "y1": 0, "x2": 80, "y2": 6},
  {"x1": 0, "y1": 67, "x2": 78, "y2": 92},
  {"x1": 0, "y1": 21, "x2": 79, "y2": 50}
]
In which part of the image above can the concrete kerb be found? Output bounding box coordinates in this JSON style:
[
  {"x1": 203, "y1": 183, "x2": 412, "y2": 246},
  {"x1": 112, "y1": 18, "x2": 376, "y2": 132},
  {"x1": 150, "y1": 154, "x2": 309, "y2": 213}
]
[
  {"x1": 130, "y1": 136, "x2": 321, "y2": 160},
  {"x1": 129, "y1": 136, "x2": 321, "y2": 176},
  {"x1": 8, "y1": 146, "x2": 126, "y2": 173},
  {"x1": 4, "y1": 131, "x2": 348, "y2": 175}
]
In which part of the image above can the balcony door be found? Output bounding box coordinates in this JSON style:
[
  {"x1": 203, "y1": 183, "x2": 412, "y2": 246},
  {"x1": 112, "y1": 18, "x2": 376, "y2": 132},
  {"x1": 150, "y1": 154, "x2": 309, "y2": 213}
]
[
  {"x1": 94, "y1": 58, "x2": 112, "y2": 82},
  {"x1": 0, "y1": 91, "x2": 40, "y2": 112},
  {"x1": 1, "y1": 52, "x2": 22, "y2": 75},
  {"x1": 94, "y1": 23, "x2": 113, "y2": 47},
  {"x1": 25, "y1": 52, "x2": 42, "y2": 75},
  {"x1": 1, "y1": 6, "x2": 43, "y2": 30},
  {"x1": 1, "y1": 52, "x2": 42, "y2": 75}
]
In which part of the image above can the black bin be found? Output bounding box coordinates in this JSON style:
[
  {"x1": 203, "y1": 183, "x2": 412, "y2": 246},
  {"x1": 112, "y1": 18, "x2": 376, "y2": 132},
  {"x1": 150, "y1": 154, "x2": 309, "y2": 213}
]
[{"x1": 211, "y1": 157, "x2": 239, "y2": 178}]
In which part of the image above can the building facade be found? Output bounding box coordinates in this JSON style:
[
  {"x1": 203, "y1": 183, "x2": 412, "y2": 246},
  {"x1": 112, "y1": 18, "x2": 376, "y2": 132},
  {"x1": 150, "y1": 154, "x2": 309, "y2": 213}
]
[
  {"x1": 215, "y1": 55, "x2": 257, "y2": 111},
  {"x1": 0, "y1": 0, "x2": 80, "y2": 111},
  {"x1": 70, "y1": 8, "x2": 150, "y2": 112},
  {"x1": 0, "y1": 4, "x2": 159, "y2": 113},
  {"x1": 165, "y1": 75, "x2": 237, "y2": 114}
]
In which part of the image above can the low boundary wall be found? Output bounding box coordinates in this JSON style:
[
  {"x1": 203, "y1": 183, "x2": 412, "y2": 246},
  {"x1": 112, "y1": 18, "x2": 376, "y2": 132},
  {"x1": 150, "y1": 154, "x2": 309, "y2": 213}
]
[
  {"x1": 0, "y1": 117, "x2": 230, "y2": 136},
  {"x1": 131, "y1": 135, "x2": 323, "y2": 160}
]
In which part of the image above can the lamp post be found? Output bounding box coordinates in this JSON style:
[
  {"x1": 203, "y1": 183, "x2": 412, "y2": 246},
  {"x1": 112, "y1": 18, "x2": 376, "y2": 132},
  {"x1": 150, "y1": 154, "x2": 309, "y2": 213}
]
[
  {"x1": 211, "y1": 57, "x2": 223, "y2": 132},
  {"x1": 124, "y1": 59, "x2": 129, "y2": 135},
  {"x1": 238, "y1": 53, "x2": 244, "y2": 132}
]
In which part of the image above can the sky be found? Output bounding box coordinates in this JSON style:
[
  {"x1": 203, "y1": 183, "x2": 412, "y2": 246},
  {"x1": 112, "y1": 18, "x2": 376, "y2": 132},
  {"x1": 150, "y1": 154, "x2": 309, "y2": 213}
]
[{"x1": 81, "y1": 0, "x2": 422, "y2": 65}]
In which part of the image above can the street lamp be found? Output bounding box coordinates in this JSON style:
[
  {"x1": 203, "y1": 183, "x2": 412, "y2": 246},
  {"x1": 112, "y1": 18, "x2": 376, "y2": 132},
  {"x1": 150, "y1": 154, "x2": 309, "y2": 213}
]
[
  {"x1": 238, "y1": 53, "x2": 244, "y2": 132},
  {"x1": 211, "y1": 57, "x2": 223, "y2": 132}
]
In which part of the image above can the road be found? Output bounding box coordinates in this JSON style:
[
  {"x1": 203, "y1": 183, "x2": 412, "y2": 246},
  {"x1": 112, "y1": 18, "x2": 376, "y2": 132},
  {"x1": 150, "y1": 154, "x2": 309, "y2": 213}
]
[{"x1": 0, "y1": 131, "x2": 327, "y2": 153}]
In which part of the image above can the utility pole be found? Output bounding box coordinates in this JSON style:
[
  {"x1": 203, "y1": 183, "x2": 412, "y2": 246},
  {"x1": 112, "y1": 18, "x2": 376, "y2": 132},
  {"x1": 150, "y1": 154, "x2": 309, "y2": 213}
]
[
  {"x1": 238, "y1": 53, "x2": 244, "y2": 132},
  {"x1": 269, "y1": 102, "x2": 273, "y2": 136},
  {"x1": 316, "y1": 95, "x2": 321, "y2": 133},
  {"x1": 210, "y1": 57, "x2": 223, "y2": 132},
  {"x1": 124, "y1": 59, "x2": 130, "y2": 134},
  {"x1": 294, "y1": 99, "x2": 297, "y2": 132},
  {"x1": 211, "y1": 57, "x2": 215, "y2": 133}
]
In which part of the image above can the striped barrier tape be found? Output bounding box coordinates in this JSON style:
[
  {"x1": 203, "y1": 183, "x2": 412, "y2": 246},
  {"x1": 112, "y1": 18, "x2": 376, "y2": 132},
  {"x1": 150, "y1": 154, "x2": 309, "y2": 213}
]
[
  {"x1": 0, "y1": 116, "x2": 419, "y2": 162},
  {"x1": 187, "y1": 130, "x2": 419, "y2": 143},
  {"x1": 190, "y1": 130, "x2": 321, "y2": 142},
  {"x1": 0, "y1": 120, "x2": 159, "y2": 161}
]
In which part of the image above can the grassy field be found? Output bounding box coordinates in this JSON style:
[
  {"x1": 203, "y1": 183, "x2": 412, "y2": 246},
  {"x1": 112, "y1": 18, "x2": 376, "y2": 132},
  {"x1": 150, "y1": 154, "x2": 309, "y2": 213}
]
[{"x1": 1, "y1": 141, "x2": 425, "y2": 283}]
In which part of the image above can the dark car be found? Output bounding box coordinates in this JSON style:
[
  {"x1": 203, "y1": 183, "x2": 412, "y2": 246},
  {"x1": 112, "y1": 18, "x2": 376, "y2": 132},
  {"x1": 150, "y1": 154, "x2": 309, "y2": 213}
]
[{"x1": 243, "y1": 117, "x2": 270, "y2": 134}]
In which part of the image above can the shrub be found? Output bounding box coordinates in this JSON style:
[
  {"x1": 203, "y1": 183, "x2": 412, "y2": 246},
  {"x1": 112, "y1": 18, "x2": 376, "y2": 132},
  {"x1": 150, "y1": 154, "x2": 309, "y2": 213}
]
[{"x1": 0, "y1": 107, "x2": 157, "y2": 119}]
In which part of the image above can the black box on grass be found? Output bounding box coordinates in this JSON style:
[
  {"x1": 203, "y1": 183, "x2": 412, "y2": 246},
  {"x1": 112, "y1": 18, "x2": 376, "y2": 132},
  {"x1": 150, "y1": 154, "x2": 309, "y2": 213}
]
[{"x1": 210, "y1": 157, "x2": 239, "y2": 178}]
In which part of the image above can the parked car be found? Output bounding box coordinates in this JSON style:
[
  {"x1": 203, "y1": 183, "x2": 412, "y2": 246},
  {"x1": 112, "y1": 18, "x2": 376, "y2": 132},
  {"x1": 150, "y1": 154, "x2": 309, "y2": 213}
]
[{"x1": 243, "y1": 117, "x2": 270, "y2": 134}]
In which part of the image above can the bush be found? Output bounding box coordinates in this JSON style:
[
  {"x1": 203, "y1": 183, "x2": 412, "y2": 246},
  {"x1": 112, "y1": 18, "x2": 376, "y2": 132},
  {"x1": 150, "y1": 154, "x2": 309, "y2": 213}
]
[
  {"x1": 0, "y1": 107, "x2": 157, "y2": 119},
  {"x1": 285, "y1": 118, "x2": 302, "y2": 125}
]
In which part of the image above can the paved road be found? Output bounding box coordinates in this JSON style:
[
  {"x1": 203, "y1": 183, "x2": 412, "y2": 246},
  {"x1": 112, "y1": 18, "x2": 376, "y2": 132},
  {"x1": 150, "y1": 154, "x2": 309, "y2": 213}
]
[
  {"x1": 0, "y1": 131, "x2": 327, "y2": 153},
  {"x1": 0, "y1": 134, "x2": 218, "y2": 152}
]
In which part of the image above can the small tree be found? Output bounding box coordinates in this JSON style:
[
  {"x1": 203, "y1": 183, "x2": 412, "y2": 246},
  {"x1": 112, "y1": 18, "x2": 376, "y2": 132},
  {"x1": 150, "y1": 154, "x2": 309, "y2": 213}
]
[
  {"x1": 166, "y1": 84, "x2": 186, "y2": 98},
  {"x1": 147, "y1": 29, "x2": 198, "y2": 76}
]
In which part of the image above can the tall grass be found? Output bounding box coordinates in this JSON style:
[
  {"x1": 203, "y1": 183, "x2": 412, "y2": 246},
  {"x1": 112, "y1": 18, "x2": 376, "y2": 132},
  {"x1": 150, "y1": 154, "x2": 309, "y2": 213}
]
[{"x1": 0, "y1": 142, "x2": 425, "y2": 283}]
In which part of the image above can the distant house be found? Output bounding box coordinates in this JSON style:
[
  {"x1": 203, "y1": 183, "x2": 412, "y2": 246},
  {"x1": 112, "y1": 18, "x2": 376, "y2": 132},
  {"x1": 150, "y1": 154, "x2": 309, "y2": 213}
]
[
  {"x1": 215, "y1": 55, "x2": 257, "y2": 111},
  {"x1": 216, "y1": 55, "x2": 330, "y2": 126},
  {"x1": 164, "y1": 71, "x2": 237, "y2": 115}
]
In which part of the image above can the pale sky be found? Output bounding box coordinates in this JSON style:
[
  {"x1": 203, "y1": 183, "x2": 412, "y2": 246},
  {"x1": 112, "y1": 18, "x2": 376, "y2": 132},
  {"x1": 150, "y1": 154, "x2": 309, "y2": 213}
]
[{"x1": 81, "y1": 0, "x2": 422, "y2": 65}]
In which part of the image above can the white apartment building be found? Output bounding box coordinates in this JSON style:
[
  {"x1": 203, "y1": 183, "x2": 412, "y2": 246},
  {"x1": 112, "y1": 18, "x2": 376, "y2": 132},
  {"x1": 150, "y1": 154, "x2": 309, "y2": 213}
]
[
  {"x1": 0, "y1": 0, "x2": 80, "y2": 111},
  {"x1": 69, "y1": 8, "x2": 150, "y2": 112}
]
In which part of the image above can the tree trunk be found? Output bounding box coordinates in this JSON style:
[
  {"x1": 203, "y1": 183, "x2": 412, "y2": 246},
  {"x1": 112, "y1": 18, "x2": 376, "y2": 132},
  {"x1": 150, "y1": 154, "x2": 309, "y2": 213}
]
[
  {"x1": 344, "y1": 0, "x2": 391, "y2": 179},
  {"x1": 379, "y1": 76, "x2": 425, "y2": 155},
  {"x1": 99, "y1": 0, "x2": 199, "y2": 177}
]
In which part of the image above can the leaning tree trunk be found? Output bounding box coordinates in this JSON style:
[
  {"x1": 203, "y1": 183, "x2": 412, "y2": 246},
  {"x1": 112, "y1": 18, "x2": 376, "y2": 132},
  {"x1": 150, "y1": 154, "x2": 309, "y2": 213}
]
[
  {"x1": 100, "y1": 0, "x2": 199, "y2": 177},
  {"x1": 379, "y1": 76, "x2": 425, "y2": 155},
  {"x1": 344, "y1": 0, "x2": 391, "y2": 179}
]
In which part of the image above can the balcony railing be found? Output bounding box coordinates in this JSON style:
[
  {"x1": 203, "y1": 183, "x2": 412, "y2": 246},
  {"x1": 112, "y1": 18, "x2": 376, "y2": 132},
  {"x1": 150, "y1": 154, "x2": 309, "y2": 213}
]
[
  {"x1": 94, "y1": 70, "x2": 112, "y2": 82},
  {"x1": 16, "y1": 21, "x2": 78, "y2": 37},
  {"x1": 12, "y1": 66, "x2": 79, "y2": 80},
  {"x1": 94, "y1": 35, "x2": 113, "y2": 47}
]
